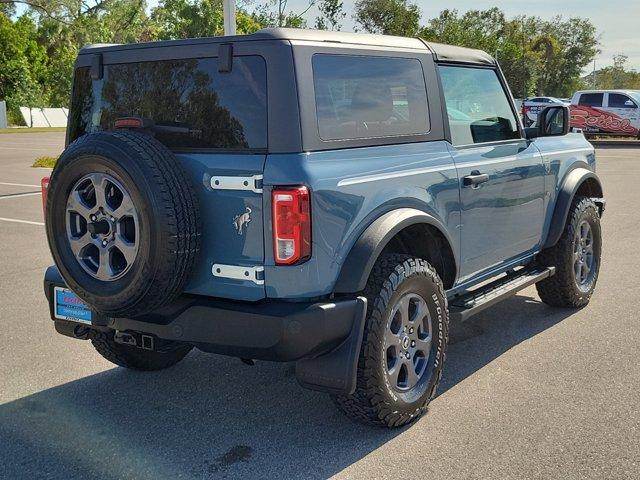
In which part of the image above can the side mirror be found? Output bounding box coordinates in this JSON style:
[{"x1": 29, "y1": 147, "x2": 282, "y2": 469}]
[{"x1": 525, "y1": 105, "x2": 570, "y2": 139}]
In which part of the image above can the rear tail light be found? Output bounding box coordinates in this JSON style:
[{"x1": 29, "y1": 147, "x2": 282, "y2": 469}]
[
  {"x1": 272, "y1": 186, "x2": 311, "y2": 265},
  {"x1": 41, "y1": 176, "x2": 50, "y2": 214}
]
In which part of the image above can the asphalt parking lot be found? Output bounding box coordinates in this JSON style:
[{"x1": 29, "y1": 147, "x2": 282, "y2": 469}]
[{"x1": 0, "y1": 132, "x2": 638, "y2": 479}]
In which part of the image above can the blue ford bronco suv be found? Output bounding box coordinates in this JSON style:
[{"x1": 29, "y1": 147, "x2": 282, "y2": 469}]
[{"x1": 44, "y1": 29, "x2": 604, "y2": 427}]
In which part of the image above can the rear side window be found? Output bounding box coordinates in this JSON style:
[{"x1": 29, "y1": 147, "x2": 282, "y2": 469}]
[
  {"x1": 69, "y1": 56, "x2": 267, "y2": 151},
  {"x1": 578, "y1": 93, "x2": 604, "y2": 107},
  {"x1": 608, "y1": 93, "x2": 637, "y2": 109},
  {"x1": 312, "y1": 54, "x2": 430, "y2": 141},
  {"x1": 439, "y1": 65, "x2": 520, "y2": 146}
]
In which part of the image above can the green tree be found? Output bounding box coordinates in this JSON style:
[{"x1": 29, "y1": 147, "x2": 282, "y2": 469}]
[
  {"x1": 421, "y1": 8, "x2": 599, "y2": 98},
  {"x1": 354, "y1": 0, "x2": 420, "y2": 36},
  {"x1": 588, "y1": 54, "x2": 640, "y2": 89},
  {"x1": 0, "y1": 13, "x2": 48, "y2": 122},
  {"x1": 249, "y1": 0, "x2": 314, "y2": 28},
  {"x1": 533, "y1": 16, "x2": 599, "y2": 96},
  {"x1": 315, "y1": 0, "x2": 345, "y2": 31},
  {"x1": 152, "y1": 0, "x2": 261, "y2": 39},
  {"x1": 422, "y1": 8, "x2": 505, "y2": 52},
  {"x1": 9, "y1": 0, "x2": 155, "y2": 106},
  {"x1": 1, "y1": 1, "x2": 15, "y2": 16},
  {"x1": 421, "y1": 9, "x2": 539, "y2": 97},
  {"x1": 612, "y1": 54, "x2": 630, "y2": 86}
]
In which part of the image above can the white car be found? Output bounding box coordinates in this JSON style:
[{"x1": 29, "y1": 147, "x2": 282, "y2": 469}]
[
  {"x1": 521, "y1": 96, "x2": 570, "y2": 127},
  {"x1": 570, "y1": 90, "x2": 640, "y2": 138}
]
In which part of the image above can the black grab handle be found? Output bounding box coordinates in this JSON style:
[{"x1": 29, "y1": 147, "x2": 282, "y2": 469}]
[{"x1": 463, "y1": 171, "x2": 490, "y2": 187}]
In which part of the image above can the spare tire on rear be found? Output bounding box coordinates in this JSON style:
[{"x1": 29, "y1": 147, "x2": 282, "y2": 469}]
[{"x1": 45, "y1": 131, "x2": 201, "y2": 317}]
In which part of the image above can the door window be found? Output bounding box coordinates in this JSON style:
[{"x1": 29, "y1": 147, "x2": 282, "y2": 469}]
[
  {"x1": 439, "y1": 65, "x2": 520, "y2": 146},
  {"x1": 578, "y1": 93, "x2": 604, "y2": 107},
  {"x1": 608, "y1": 93, "x2": 638, "y2": 109}
]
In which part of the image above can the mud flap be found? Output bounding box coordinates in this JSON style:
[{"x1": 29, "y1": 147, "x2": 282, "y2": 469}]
[{"x1": 295, "y1": 296, "x2": 367, "y2": 395}]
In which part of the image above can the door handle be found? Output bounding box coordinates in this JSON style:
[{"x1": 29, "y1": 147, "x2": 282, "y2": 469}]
[{"x1": 463, "y1": 171, "x2": 490, "y2": 187}]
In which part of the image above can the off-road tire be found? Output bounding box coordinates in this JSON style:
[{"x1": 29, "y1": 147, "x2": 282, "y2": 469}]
[
  {"x1": 536, "y1": 196, "x2": 602, "y2": 307},
  {"x1": 91, "y1": 331, "x2": 192, "y2": 371},
  {"x1": 333, "y1": 254, "x2": 449, "y2": 428},
  {"x1": 45, "y1": 131, "x2": 201, "y2": 317}
]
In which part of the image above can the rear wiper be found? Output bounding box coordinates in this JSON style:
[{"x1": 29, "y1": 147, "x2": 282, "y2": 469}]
[
  {"x1": 152, "y1": 123, "x2": 202, "y2": 136},
  {"x1": 114, "y1": 117, "x2": 201, "y2": 135}
]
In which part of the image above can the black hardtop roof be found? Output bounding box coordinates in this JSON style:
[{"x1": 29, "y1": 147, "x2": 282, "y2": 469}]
[{"x1": 80, "y1": 27, "x2": 495, "y2": 66}]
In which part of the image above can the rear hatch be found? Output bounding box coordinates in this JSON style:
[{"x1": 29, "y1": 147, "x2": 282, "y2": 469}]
[{"x1": 68, "y1": 53, "x2": 268, "y2": 301}]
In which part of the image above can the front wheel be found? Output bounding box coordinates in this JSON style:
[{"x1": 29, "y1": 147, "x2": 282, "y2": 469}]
[
  {"x1": 536, "y1": 196, "x2": 602, "y2": 307},
  {"x1": 333, "y1": 254, "x2": 449, "y2": 428}
]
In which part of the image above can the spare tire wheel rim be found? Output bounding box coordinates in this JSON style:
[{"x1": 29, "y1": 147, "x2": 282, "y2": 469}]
[{"x1": 65, "y1": 172, "x2": 140, "y2": 281}]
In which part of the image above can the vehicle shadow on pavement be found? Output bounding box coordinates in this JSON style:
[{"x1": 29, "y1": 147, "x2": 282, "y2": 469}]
[
  {"x1": 0, "y1": 293, "x2": 575, "y2": 479},
  {"x1": 441, "y1": 293, "x2": 575, "y2": 394}
]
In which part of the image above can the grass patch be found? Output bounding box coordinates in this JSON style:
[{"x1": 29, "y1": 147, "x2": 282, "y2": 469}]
[
  {"x1": 32, "y1": 156, "x2": 58, "y2": 168},
  {"x1": 0, "y1": 127, "x2": 66, "y2": 134}
]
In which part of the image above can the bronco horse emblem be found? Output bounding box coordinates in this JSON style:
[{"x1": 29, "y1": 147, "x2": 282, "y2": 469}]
[{"x1": 233, "y1": 207, "x2": 252, "y2": 235}]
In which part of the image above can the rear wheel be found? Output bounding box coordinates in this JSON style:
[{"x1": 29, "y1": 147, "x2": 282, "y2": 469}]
[
  {"x1": 91, "y1": 331, "x2": 192, "y2": 371},
  {"x1": 334, "y1": 254, "x2": 449, "y2": 428},
  {"x1": 536, "y1": 196, "x2": 602, "y2": 307}
]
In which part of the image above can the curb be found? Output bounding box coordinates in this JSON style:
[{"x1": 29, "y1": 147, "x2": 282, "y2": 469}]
[{"x1": 590, "y1": 140, "x2": 640, "y2": 147}]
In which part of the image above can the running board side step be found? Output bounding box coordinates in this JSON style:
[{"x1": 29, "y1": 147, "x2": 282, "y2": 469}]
[{"x1": 449, "y1": 267, "x2": 555, "y2": 322}]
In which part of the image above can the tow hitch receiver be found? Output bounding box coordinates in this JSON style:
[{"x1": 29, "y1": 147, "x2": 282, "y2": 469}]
[{"x1": 114, "y1": 331, "x2": 155, "y2": 351}]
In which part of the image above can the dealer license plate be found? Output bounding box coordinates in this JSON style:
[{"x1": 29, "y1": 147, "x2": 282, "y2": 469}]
[{"x1": 53, "y1": 287, "x2": 92, "y2": 324}]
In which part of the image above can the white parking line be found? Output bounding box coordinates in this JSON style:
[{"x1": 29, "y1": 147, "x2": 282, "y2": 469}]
[
  {"x1": 0, "y1": 182, "x2": 41, "y2": 188},
  {"x1": 0, "y1": 217, "x2": 44, "y2": 226},
  {"x1": 0, "y1": 192, "x2": 42, "y2": 200}
]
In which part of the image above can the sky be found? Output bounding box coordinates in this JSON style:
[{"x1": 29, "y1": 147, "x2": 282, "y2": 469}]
[{"x1": 283, "y1": 0, "x2": 640, "y2": 71}]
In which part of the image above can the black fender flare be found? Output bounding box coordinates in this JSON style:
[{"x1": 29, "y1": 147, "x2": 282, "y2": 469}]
[
  {"x1": 333, "y1": 208, "x2": 457, "y2": 293},
  {"x1": 543, "y1": 167, "x2": 604, "y2": 249}
]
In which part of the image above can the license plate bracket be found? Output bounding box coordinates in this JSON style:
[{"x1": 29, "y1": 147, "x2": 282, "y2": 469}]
[{"x1": 53, "y1": 287, "x2": 93, "y2": 324}]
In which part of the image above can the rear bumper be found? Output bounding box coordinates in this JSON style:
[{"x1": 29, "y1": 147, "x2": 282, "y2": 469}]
[{"x1": 44, "y1": 266, "x2": 367, "y2": 394}]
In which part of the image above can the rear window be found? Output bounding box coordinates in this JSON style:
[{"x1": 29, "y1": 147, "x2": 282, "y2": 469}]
[
  {"x1": 69, "y1": 56, "x2": 267, "y2": 151},
  {"x1": 312, "y1": 54, "x2": 430, "y2": 141},
  {"x1": 578, "y1": 93, "x2": 604, "y2": 107}
]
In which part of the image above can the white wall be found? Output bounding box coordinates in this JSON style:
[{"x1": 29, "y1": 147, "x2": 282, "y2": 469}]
[
  {"x1": 0, "y1": 101, "x2": 7, "y2": 129},
  {"x1": 20, "y1": 107, "x2": 68, "y2": 128}
]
